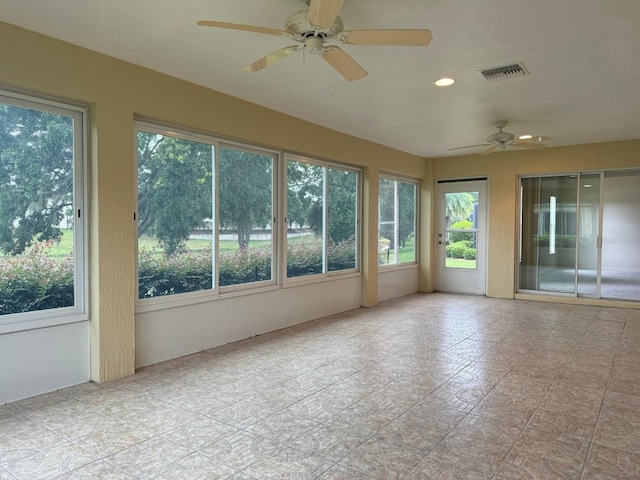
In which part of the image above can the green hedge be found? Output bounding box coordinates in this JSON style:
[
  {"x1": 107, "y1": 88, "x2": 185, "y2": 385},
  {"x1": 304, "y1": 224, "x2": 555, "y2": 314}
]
[
  {"x1": 449, "y1": 220, "x2": 474, "y2": 243},
  {"x1": 1, "y1": 237, "x2": 357, "y2": 313},
  {"x1": 0, "y1": 241, "x2": 74, "y2": 315},
  {"x1": 463, "y1": 248, "x2": 477, "y2": 260},
  {"x1": 446, "y1": 240, "x2": 476, "y2": 260}
]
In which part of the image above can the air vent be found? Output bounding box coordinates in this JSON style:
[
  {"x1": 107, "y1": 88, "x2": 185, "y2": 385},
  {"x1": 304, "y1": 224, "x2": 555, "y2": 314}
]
[{"x1": 480, "y1": 63, "x2": 529, "y2": 81}]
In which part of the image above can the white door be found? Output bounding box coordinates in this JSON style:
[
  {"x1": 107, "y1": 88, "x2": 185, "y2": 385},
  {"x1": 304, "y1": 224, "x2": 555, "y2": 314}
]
[{"x1": 435, "y1": 180, "x2": 487, "y2": 294}]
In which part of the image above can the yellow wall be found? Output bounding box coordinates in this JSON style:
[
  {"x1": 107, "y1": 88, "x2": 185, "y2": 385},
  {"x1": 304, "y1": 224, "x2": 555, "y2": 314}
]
[
  {"x1": 3, "y1": 20, "x2": 638, "y2": 383},
  {"x1": 432, "y1": 140, "x2": 640, "y2": 298},
  {"x1": 0, "y1": 21, "x2": 427, "y2": 382}
]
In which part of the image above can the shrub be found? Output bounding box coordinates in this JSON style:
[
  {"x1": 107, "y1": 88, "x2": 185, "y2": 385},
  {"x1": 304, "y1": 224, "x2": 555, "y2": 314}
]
[
  {"x1": 138, "y1": 247, "x2": 213, "y2": 298},
  {"x1": 328, "y1": 236, "x2": 357, "y2": 271},
  {"x1": 463, "y1": 248, "x2": 477, "y2": 260},
  {"x1": 219, "y1": 247, "x2": 272, "y2": 287},
  {"x1": 446, "y1": 241, "x2": 468, "y2": 259},
  {"x1": 0, "y1": 241, "x2": 74, "y2": 315},
  {"x1": 1, "y1": 238, "x2": 358, "y2": 309},
  {"x1": 287, "y1": 239, "x2": 323, "y2": 277},
  {"x1": 449, "y1": 220, "x2": 474, "y2": 243}
]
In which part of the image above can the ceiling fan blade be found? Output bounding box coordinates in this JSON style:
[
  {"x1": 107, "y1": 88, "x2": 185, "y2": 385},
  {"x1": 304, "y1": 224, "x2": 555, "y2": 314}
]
[
  {"x1": 197, "y1": 20, "x2": 287, "y2": 37},
  {"x1": 511, "y1": 142, "x2": 546, "y2": 149},
  {"x1": 242, "y1": 46, "x2": 301, "y2": 72},
  {"x1": 341, "y1": 29, "x2": 433, "y2": 47},
  {"x1": 514, "y1": 135, "x2": 552, "y2": 144},
  {"x1": 480, "y1": 144, "x2": 498, "y2": 155},
  {"x1": 308, "y1": 0, "x2": 346, "y2": 28},
  {"x1": 322, "y1": 46, "x2": 368, "y2": 81},
  {"x1": 446, "y1": 144, "x2": 490, "y2": 151}
]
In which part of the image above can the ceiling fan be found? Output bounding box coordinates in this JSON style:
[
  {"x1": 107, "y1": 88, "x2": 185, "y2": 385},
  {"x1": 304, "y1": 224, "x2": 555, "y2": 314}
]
[
  {"x1": 447, "y1": 121, "x2": 551, "y2": 155},
  {"x1": 197, "y1": 0, "x2": 432, "y2": 81}
]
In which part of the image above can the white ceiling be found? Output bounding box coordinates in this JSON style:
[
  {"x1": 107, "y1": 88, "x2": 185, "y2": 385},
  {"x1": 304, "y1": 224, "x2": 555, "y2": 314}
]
[{"x1": 3, "y1": 0, "x2": 640, "y2": 158}]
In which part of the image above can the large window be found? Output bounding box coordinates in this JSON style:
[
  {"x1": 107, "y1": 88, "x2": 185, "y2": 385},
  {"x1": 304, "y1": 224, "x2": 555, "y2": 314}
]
[
  {"x1": 378, "y1": 176, "x2": 417, "y2": 266},
  {"x1": 0, "y1": 91, "x2": 86, "y2": 328},
  {"x1": 136, "y1": 126, "x2": 361, "y2": 303},
  {"x1": 136, "y1": 124, "x2": 279, "y2": 301},
  {"x1": 286, "y1": 156, "x2": 359, "y2": 279}
]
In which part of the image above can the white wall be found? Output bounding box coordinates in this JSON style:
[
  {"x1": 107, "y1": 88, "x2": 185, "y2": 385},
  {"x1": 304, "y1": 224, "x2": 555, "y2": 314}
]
[
  {"x1": 0, "y1": 321, "x2": 90, "y2": 404},
  {"x1": 378, "y1": 267, "x2": 419, "y2": 303},
  {"x1": 135, "y1": 276, "x2": 362, "y2": 367}
]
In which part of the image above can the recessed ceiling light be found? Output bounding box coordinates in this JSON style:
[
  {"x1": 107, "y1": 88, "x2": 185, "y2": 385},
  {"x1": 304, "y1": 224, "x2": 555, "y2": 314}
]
[
  {"x1": 518, "y1": 134, "x2": 532, "y2": 140},
  {"x1": 435, "y1": 77, "x2": 455, "y2": 87}
]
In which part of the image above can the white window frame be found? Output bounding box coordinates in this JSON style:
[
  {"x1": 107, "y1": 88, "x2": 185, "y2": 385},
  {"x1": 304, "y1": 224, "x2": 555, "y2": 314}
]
[
  {"x1": 283, "y1": 153, "x2": 361, "y2": 286},
  {"x1": 216, "y1": 141, "x2": 279, "y2": 294},
  {"x1": 378, "y1": 174, "x2": 419, "y2": 269},
  {"x1": 0, "y1": 89, "x2": 88, "y2": 334},
  {"x1": 134, "y1": 121, "x2": 280, "y2": 312}
]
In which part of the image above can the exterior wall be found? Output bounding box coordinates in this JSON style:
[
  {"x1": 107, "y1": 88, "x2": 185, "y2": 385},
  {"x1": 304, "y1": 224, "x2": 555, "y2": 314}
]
[
  {"x1": 432, "y1": 140, "x2": 640, "y2": 299},
  {"x1": 0, "y1": 20, "x2": 426, "y2": 392}
]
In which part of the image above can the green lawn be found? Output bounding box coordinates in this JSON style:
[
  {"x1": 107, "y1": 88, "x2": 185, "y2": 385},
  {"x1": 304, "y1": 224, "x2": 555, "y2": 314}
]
[
  {"x1": 21, "y1": 229, "x2": 412, "y2": 264},
  {"x1": 20, "y1": 230, "x2": 321, "y2": 257},
  {"x1": 445, "y1": 258, "x2": 477, "y2": 269},
  {"x1": 379, "y1": 239, "x2": 416, "y2": 265}
]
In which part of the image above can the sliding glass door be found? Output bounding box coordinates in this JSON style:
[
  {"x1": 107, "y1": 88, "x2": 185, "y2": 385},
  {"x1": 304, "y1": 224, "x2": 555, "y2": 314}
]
[
  {"x1": 601, "y1": 171, "x2": 640, "y2": 301},
  {"x1": 519, "y1": 175, "x2": 579, "y2": 294},
  {"x1": 519, "y1": 170, "x2": 640, "y2": 301}
]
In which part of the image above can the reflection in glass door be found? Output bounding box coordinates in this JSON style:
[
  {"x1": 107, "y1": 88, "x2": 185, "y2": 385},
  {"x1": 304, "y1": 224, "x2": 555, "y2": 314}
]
[{"x1": 519, "y1": 175, "x2": 578, "y2": 294}]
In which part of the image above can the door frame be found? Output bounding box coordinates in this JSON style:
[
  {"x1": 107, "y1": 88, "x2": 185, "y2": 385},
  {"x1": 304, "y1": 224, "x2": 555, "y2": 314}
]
[{"x1": 435, "y1": 178, "x2": 488, "y2": 295}]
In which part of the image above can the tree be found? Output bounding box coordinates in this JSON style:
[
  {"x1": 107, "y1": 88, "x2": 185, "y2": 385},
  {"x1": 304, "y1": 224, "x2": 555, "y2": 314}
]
[
  {"x1": 378, "y1": 179, "x2": 416, "y2": 248},
  {"x1": 445, "y1": 192, "x2": 475, "y2": 229},
  {"x1": 287, "y1": 161, "x2": 323, "y2": 232},
  {"x1": 218, "y1": 146, "x2": 272, "y2": 249},
  {"x1": 294, "y1": 164, "x2": 358, "y2": 244},
  {"x1": 327, "y1": 168, "x2": 357, "y2": 243},
  {"x1": 397, "y1": 181, "x2": 416, "y2": 248},
  {"x1": 137, "y1": 132, "x2": 212, "y2": 256},
  {"x1": 0, "y1": 103, "x2": 74, "y2": 255},
  {"x1": 286, "y1": 161, "x2": 316, "y2": 229},
  {"x1": 378, "y1": 178, "x2": 395, "y2": 245}
]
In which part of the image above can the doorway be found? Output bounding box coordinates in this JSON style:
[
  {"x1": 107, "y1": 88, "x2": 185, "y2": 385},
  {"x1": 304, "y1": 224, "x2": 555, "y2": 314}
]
[{"x1": 436, "y1": 179, "x2": 487, "y2": 295}]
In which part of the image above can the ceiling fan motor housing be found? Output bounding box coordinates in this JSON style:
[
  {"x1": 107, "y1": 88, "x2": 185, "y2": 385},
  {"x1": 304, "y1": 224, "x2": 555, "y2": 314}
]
[
  {"x1": 487, "y1": 120, "x2": 514, "y2": 143},
  {"x1": 285, "y1": 11, "x2": 344, "y2": 41},
  {"x1": 487, "y1": 131, "x2": 515, "y2": 143}
]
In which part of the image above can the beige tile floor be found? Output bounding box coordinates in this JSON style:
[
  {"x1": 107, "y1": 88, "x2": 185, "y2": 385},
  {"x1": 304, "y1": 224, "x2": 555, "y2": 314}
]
[{"x1": 2, "y1": 293, "x2": 640, "y2": 479}]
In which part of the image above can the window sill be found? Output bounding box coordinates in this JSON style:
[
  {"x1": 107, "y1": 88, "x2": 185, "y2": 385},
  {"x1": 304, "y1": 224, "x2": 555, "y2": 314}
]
[{"x1": 0, "y1": 311, "x2": 89, "y2": 336}]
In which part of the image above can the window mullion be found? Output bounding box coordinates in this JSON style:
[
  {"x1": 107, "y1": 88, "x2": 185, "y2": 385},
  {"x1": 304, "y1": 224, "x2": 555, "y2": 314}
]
[
  {"x1": 394, "y1": 180, "x2": 399, "y2": 264},
  {"x1": 323, "y1": 167, "x2": 328, "y2": 274},
  {"x1": 212, "y1": 143, "x2": 219, "y2": 291}
]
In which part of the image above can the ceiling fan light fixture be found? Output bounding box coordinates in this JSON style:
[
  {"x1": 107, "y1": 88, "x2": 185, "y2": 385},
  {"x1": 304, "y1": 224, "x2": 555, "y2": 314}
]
[
  {"x1": 305, "y1": 35, "x2": 324, "y2": 54},
  {"x1": 435, "y1": 77, "x2": 455, "y2": 87}
]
